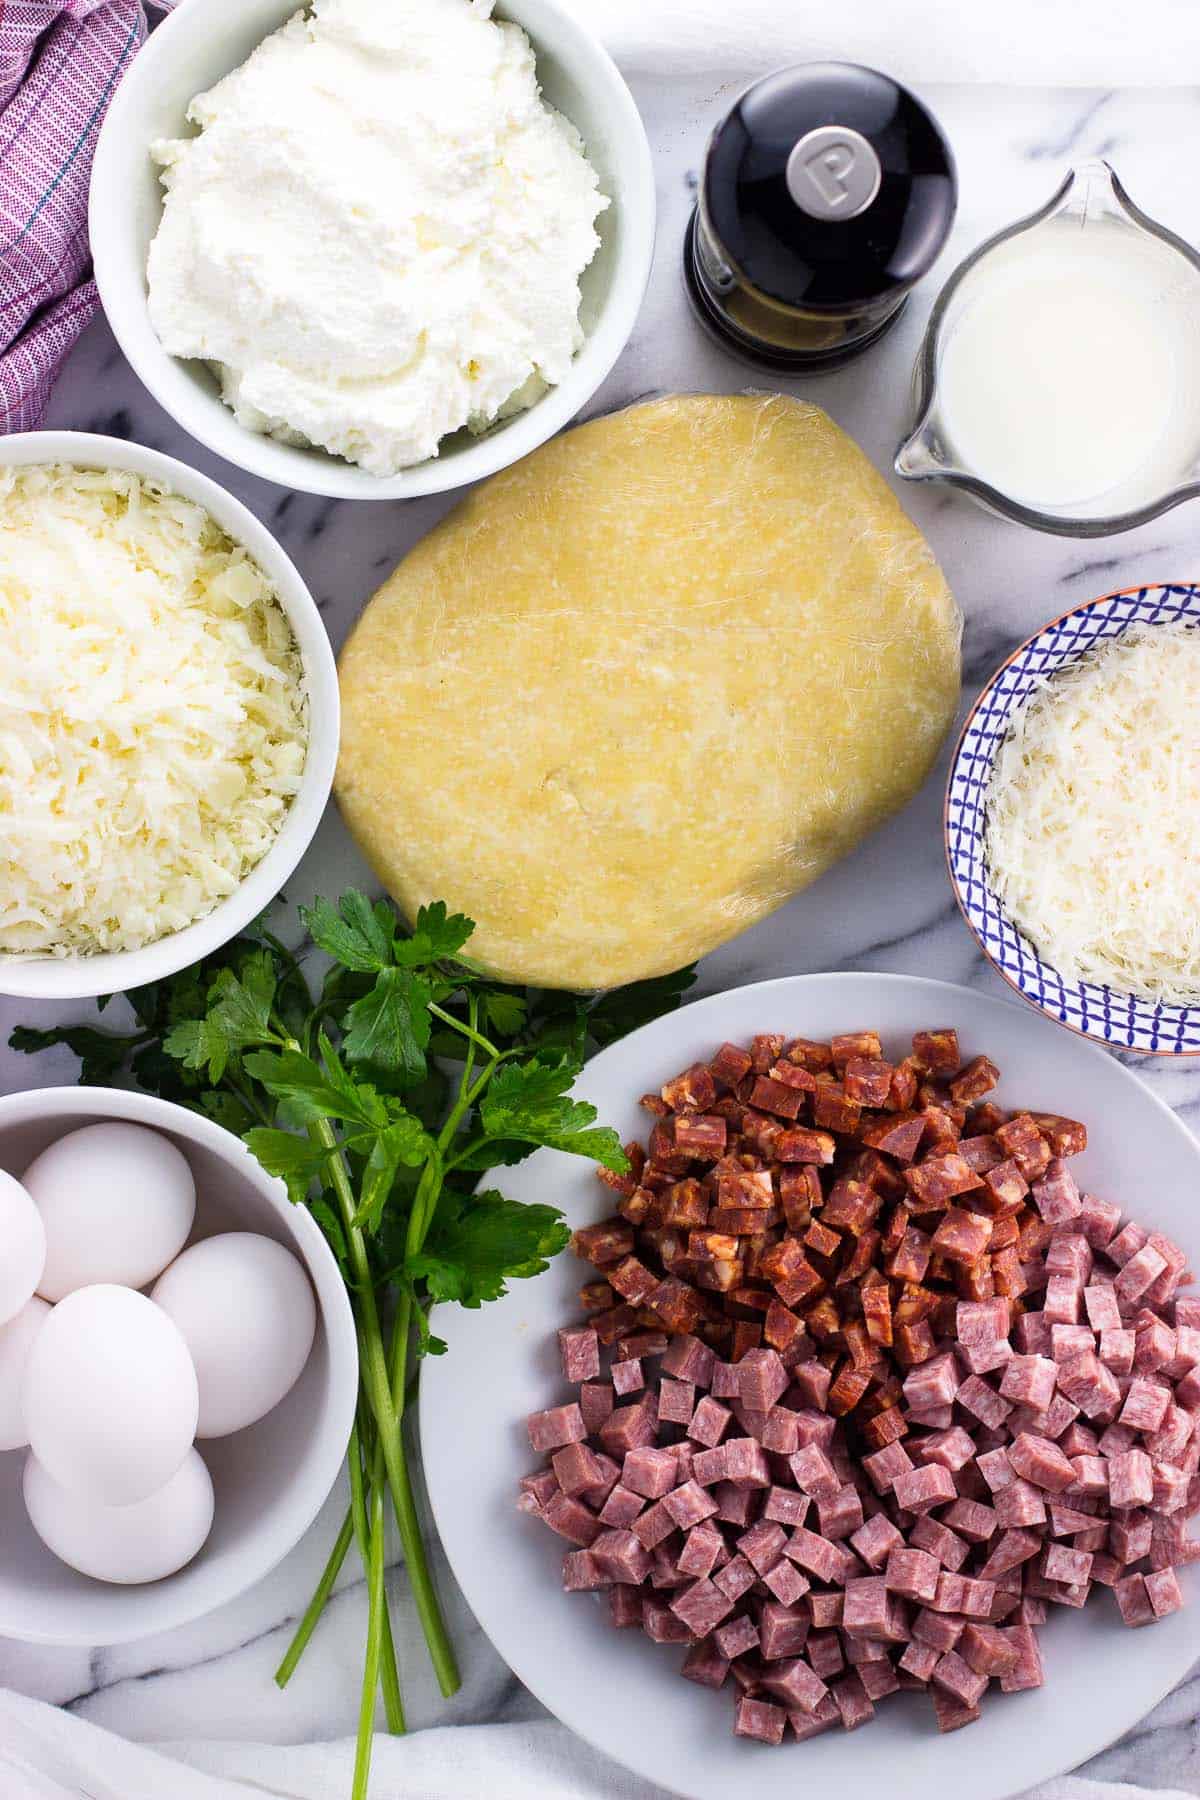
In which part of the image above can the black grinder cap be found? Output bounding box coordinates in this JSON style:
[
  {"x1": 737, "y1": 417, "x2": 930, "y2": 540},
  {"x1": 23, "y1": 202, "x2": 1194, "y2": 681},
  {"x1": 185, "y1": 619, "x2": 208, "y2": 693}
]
[{"x1": 688, "y1": 62, "x2": 957, "y2": 369}]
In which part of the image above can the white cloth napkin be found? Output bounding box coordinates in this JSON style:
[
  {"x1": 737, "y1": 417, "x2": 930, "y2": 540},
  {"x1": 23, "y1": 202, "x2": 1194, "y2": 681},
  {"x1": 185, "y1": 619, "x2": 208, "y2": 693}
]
[
  {"x1": 594, "y1": 0, "x2": 1200, "y2": 86},
  {"x1": 0, "y1": 1689, "x2": 1196, "y2": 1800},
  {"x1": 5, "y1": 4, "x2": 1200, "y2": 1799}
]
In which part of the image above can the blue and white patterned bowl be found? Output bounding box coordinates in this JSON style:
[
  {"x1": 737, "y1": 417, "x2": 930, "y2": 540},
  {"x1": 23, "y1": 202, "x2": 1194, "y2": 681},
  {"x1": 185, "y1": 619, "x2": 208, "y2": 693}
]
[{"x1": 945, "y1": 583, "x2": 1200, "y2": 1056}]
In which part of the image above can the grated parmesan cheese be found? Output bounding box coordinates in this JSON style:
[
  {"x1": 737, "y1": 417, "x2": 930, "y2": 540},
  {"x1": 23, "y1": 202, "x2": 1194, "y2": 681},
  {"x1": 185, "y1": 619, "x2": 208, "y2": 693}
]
[
  {"x1": 0, "y1": 464, "x2": 307, "y2": 956},
  {"x1": 984, "y1": 622, "x2": 1200, "y2": 1001}
]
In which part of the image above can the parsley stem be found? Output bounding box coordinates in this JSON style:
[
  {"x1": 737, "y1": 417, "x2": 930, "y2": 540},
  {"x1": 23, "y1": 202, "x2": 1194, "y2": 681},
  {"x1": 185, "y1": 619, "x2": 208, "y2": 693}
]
[
  {"x1": 428, "y1": 1001, "x2": 499, "y2": 1061},
  {"x1": 349, "y1": 1414, "x2": 405, "y2": 1733},
  {"x1": 274, "y1": 1508, "x2": 354, "y2": 1687},
  {"x1": 353, "y1": 1482, "x2": 387, "y2": 1800},
  {"x1": 302, "y1": 1065, "x2": 459, "y2": 1701}
]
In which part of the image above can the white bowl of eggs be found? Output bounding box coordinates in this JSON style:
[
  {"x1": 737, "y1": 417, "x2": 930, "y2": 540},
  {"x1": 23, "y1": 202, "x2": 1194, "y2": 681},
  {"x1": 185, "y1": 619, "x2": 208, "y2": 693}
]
[{"x1": 0, "y1": 1087, "x2": 357, "y2": 1645}]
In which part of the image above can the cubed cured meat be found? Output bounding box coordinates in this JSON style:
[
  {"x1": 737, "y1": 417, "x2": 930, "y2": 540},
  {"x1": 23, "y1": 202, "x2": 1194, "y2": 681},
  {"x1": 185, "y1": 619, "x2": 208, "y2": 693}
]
[
  {"x1": 1031, "y1": 1159, "x2": 1082, "y2": 1225},
  {"x1": 1145, "y1": 1567, "x2": 1184, "y2": 1619},
  {"x1": 1120, "y1": 1377, "x2": 1171, "y2": 1435},
  {"x1": 558, "y1": 1326, "x2": 600, "y2": 1384},
  {"x1": 1115, "y1": 1244, "x2": 1169, "y2": 1306},
  {"x1": 1000, "y1": 1355, "x2": 1057, "y2": 1411},
  {"x1": 844, "y1": 1057, "x2": 895, "y2": 1106},
  {"x1": 1084, "y1": 1285, "x2": 1123, "y2": 1333},
  {"x1": 885, "y1": 1546, "x2": 941, "y2": 1603},
  {"x1": 787, "y1": 1528, "x2": 856, "y2": 1585},
  {"x1": 736, "y1": 1347, "x2": 789, "y2": 1413},
  {"x1": 903, "y1": 1351, "x2": 958, "y2": 1412},
  {"x1": 831, "y1": 1672, "x2": 876, "y2": 1731},
  {"x1": 905, "y1": 1154, "x2": 983, "y2": 1209},
  {"x1": 552, "y1": 1441, "x2": 606, "y2": 1497},
  {"x1": 932, "y1": 1208, "x2": 994, "y2": 1265},
  {"x1": 932, "y1": 1649, "x2": 988, "y2": 1708},
  {"x1": 957, "y1": 1376, "x2": 1012, "y2": 1431},
  {"x1": 775, "y1": 1127, "x2": 836, "y2": 1165},
  {"x1": 1100, "y1": 1328, "x2": 1136, "y2": 1375},
  {"x1": 1115, "y1": 1573, "x2": 1157, "y2": 1628},
  {"x1": 850, "y1": 1512, "x2": 904, "y2": 1570},
  {"x1": 528, "y1": 1403, "x2": 587, "y2": 1453},
  {"x1": 863, "y1": 1112, "x2": 928, "y2": 1162},
  {"x1": 893, "y1": 1463, "x2": 957, "y2": 1514},
  {"x1": 862, "y1": 1441, "x2": 915, "y2": 1495},
  {"x1": 994, "y1": 1115, "x2": 1052, "y2": 1182},
  {"x1": 734, "y1": 1696, "x2": 787, "y2": 1744},
  {"x1": 534, "y1": 1026, "x2": 1199, "y2": 1754},
  {"x1": 950, "y1": 1056, "x2": 1000, "y2": 1106},
  {"x1": 1108, "y1": 1449, "x2": 1155, "y2": 1509},
  {"x1": 817, "y1": 1485, "x2": 864, "y2": 1540},
  {"x1": 1008, "y1": 1433, "x2": 1075, "y2": 1493},
  {"x1": 1056, "y1": 1351, "x2": 1121, "y2": 1420},
  {"x1": 957, "y1": 1296, "x2": 1011, "y2": 1347},
  {"x1": 912, "y1": 1029, "x2": 960, "y2": 1074}
]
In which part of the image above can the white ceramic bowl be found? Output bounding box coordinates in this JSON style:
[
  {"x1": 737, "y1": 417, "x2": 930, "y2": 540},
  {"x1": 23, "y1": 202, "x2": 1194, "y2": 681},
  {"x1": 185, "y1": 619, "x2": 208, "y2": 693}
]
[
  {"x1": 0, "y1": 431, "x2": 338, "y2": 1001},
  {"x1": 422, "y1": 972, "x2": 1200, "y2": 1800},
  {"x1": 89, "y1": 0, "x2": 656, "y2": 499},
  {"x1": 0, "y1": 1087, "x2": 357, "y2": 1646}
]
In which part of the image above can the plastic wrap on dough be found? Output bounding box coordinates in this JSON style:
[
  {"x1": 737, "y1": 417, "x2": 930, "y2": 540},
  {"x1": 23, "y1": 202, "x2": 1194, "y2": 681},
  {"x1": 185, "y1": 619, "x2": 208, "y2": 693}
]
[{"x1": 336, "y1": 394, "x2": 962, "y2": 989}]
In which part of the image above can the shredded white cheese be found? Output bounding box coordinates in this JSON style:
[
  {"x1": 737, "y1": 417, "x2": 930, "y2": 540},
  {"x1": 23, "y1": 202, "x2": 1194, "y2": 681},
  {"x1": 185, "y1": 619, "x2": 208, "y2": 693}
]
[
  {"x1": 0, "y1": 464, "x2": 308, "y2": 956},
  {"x1": 984, "y1": 622, "x2": 1200, "y2": 1001}
]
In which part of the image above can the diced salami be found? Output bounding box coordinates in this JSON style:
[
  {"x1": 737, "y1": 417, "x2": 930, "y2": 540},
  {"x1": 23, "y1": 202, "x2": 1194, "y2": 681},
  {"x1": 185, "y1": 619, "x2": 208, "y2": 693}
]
[{"x1": 1008, "y1": 1433, "x2": 1075, "y2": 1493}]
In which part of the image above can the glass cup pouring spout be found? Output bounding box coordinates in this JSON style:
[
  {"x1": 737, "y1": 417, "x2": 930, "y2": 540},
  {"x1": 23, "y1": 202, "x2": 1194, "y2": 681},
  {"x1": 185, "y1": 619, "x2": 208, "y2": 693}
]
[{"x1": 895, "y1": 161, "x2": 1200, "y2": 537}]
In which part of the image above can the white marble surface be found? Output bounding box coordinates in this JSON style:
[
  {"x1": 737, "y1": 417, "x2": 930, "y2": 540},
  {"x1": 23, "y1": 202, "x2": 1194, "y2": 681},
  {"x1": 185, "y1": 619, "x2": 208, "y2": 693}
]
[{"x1": 4, "y1": 66, "x2": 1200, "y2": 1790}]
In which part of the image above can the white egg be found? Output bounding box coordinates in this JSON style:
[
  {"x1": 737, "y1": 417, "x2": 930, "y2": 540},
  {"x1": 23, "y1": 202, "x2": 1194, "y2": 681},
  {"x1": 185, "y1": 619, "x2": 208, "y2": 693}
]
[
  {"x1": 23, "y1": 1122, "x2": 195, "y2": 1301},
  {"x1": 24, "y1": 1446, "x2": 214, "y2": 1584},
  {"x1": 0, "y1": 1296, "x2": 50, "y2": 1451},
  {"x1": 23, "y1": 1285, "x2": 199, "y2": 1504},
  {"x1": 152, "y1": 1233, "x2": 316, "y2": 1437},
  {"x1": 0, "y1": 1169, "x2": 46, "y2": 1326}
]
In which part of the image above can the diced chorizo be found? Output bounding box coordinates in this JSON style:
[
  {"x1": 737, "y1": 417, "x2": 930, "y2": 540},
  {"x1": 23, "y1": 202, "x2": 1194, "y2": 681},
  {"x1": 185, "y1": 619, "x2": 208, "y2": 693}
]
[
  {"x1": 995, "y1": 1114, "x2": 1052, "y2": 1182},
  {"x1": 775, "y1": 1126, "x2": 836, "y2": 1165},
  {"x1": 843, "y1": 1056, "x2": 894, "y2": 1106},
  {"x1": 905, "y1": 1153, "x2": 984, "y2": 1210},
  {"x1": 862, "y1": 1111, "x2": 927, "y2": 1163},
  {"x1": 709, "y1": 1041, "x2": 754, "y2": 1088},
  {"x1": 812, "y1": 1077, "x2": 864, "y2": 1136},
  {"x1": 831, "y1": 1031, "x2": 883, "y2": 1070},
  {"x1": 931, "y1": 1207, "x2": 993, "y2": 1265},
  {"x1": 949, "y1": 1056, "x2": 1000, "y2": 1106}
]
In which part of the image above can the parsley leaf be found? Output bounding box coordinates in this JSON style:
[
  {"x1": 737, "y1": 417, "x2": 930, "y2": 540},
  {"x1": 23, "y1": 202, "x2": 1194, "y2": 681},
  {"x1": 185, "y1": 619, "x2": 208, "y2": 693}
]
[
  {"x1": 241, "y1": 1043, "x2": 389, "y2": 1131},
  {"x1": 481, "y1": 990, "x2": 528, "y2": 1037},
  {"x1": 480, "y1": 1058, "x2": 629, "y2": 1171},
  {"x1": 354, "y1": 1118, "x2": 434, "y2": 1232},
  {"x1": 241, "y1": 1128, "x2": 332, "y2": 1206},
  {"x1": 342, "y1": 967, "x2": 432, "y2": 1081},
  {"x1": 206, "y1": 952, "x2": 279, "y2": 1052},
  {"x1": 302, "y1": 892, "x2": 396, "y2": 973},
  {"x1": 586, "y1": 965, "x2": 698, "y2": 1046},
  {"x1": 408, "y1": 1189, "x2": 570, "y2": 1307},
  {"x1": 164, "y1": 1016, "x2": 234, "y2": 1085},
  {"x1": 392, "y1": 900, "x2": 474, "y2": 969},
  {"x1": 8, "y1": 1023, "x2": 138, "y2": 1086}
]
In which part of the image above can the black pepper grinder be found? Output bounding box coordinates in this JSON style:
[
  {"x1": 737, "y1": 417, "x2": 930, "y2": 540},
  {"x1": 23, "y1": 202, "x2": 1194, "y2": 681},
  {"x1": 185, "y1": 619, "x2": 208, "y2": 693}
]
[{"x1": 684, "y1": 62, "x2": 957, "y2": 372}]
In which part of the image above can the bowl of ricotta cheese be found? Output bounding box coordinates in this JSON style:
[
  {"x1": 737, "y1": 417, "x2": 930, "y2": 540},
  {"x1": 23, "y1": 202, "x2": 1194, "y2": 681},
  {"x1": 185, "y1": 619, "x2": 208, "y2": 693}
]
[{"x1": 90, "y1": 0, "x2": 655, "y2": 498}]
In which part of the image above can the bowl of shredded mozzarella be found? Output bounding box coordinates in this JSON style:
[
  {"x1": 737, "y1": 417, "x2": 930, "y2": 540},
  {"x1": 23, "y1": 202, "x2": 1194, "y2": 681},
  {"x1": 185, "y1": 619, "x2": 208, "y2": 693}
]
[
  {"x1": 945, "y1": 584, "x2": 1200, "y2": 1055},
  {"x1": 0, "y1": 432, "x2": 337, "y2": 998}
]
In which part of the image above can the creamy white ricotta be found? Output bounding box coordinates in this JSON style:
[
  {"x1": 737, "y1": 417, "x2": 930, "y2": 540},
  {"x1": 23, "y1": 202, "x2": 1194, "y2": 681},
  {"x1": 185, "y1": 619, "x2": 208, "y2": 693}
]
[{"x1": 147, "y1": 0, "x2": 607, "y2": 476}]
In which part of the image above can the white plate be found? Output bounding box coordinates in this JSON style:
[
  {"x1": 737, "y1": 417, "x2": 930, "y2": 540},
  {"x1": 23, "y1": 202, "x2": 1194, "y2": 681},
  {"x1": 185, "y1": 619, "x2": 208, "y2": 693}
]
[{"x1": 421, "y1": 973, "x2": 1200, "y2": 1800}]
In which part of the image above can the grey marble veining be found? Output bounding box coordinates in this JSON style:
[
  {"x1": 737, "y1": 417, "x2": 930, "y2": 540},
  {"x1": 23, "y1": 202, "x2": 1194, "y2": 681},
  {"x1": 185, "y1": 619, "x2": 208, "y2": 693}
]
[{"x1": 4, "y1": 72, "x2": 1200, "y2": 1778}]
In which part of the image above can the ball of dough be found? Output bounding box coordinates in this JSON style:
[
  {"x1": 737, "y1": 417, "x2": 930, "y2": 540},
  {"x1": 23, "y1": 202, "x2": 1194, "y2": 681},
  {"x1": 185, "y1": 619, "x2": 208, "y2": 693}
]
[{"x1": 337, "y1": 395, "x2": 960, "y2": 989}]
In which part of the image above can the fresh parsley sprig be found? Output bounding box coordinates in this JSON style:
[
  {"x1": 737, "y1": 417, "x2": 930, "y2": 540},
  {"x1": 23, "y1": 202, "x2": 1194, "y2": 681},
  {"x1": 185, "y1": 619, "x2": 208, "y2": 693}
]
[{"x1": 13, "y1": 892, "x2": 693, "y2": 1800}]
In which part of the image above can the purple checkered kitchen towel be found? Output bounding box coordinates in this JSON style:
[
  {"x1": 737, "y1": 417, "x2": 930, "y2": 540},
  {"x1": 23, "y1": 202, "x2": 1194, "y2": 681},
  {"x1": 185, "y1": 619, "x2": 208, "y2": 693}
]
[{"x1": 0, "y1": 0, "x2": 143, "y2": 433}]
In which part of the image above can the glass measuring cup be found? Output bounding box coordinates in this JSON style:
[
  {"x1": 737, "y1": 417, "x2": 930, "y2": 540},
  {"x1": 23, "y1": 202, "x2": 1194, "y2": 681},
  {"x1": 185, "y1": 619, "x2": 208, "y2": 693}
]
[{"x1": 895, "y1": 161, "x2": 1200, "y2": 537}]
